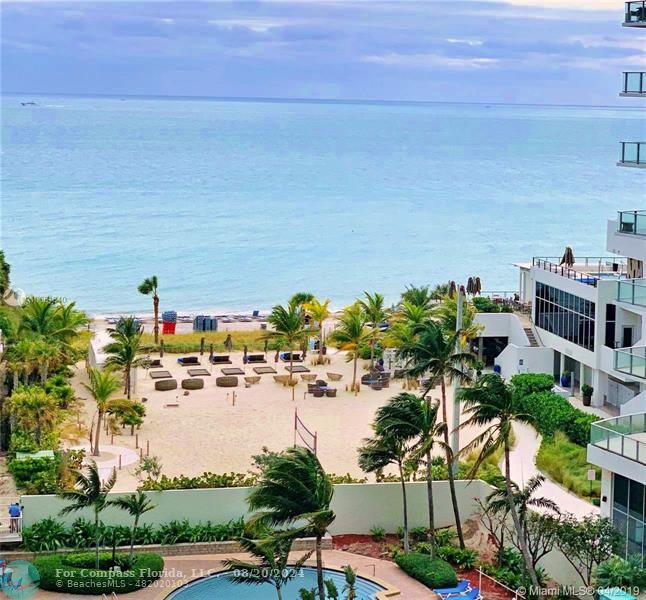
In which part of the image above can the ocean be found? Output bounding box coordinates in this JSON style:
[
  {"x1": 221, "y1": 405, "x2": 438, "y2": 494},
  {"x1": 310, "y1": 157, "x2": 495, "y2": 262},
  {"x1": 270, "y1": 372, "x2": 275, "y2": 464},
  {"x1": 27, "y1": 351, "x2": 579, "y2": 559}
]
[{"x1": 2, "y1": 94, "x2": 644, "y2": 314}]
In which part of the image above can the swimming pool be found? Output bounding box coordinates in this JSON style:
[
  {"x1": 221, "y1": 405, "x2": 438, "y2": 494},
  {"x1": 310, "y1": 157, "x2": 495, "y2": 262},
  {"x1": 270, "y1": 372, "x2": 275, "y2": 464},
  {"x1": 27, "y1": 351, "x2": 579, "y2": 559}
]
[{"x1": 166, "y1": 567, "x2": 386, "y2": 599}]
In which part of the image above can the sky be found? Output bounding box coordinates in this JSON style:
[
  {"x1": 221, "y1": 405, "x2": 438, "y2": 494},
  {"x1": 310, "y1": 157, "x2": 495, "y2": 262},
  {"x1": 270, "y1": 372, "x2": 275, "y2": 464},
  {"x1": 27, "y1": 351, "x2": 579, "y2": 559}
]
[{"x1": 1, "y1": 0, "x2": 645, "y2": 105}]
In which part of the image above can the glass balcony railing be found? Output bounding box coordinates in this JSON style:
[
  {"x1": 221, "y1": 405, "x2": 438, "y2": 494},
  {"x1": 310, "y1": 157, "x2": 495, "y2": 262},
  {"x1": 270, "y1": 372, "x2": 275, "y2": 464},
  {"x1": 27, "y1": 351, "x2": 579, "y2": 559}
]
[
  {"x1": 625, "y1": 1, "x2": 646, "y2": 25},
  {"x1": 615, "y1": 345, "x2": 646, "y2": 379},
  {"x1": 590, "y1": 414, "x2": 646, "y2": 465},
  {"x1": 619, "y1": 142, "x2": 646, "y2": 166},
  {"x1": 618, "y1": 279, "x2": 646, "y2": 307},
  {"x1": 618, "y1": 210, "x2": 646, "y2": 235},
  {"x1": 622, "y1": 72, "x2": 646, "y2": 95}
]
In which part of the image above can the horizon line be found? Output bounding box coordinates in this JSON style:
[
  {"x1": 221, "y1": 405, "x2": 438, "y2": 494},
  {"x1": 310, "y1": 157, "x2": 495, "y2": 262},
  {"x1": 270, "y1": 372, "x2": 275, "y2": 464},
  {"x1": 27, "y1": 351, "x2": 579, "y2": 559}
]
[{"x1": 3, "y1": 90, "x2": 644, "y2": 111}]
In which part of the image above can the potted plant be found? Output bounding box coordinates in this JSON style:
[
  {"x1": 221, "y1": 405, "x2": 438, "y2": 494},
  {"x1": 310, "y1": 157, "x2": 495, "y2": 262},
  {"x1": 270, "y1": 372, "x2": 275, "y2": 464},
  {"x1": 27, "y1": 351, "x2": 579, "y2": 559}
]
[
  {"x1": 582, "y1": 384, "x2": 593, "y2": 407},
  {"x1": 560, "y1": 371, "x2": 571, "y2": 387}
]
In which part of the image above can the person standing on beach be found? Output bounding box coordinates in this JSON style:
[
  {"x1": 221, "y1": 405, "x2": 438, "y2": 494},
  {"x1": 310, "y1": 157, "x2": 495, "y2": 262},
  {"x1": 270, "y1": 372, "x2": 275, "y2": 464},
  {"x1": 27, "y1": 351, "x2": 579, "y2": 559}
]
[{"x1": 224, "y1": 334, "x2": 233, "y2": 353}]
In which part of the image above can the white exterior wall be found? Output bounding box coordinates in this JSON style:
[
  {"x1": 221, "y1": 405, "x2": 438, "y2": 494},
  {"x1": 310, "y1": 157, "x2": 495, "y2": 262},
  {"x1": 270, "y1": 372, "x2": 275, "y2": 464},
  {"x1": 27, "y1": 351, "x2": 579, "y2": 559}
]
[
  {"x1": 607, "y1": 219, "x2": 646, "y2": 263},
  {"x1": 473, "y1": 312, "x2": 530, "y2": 346},
  {"x1": 495, "y1": 345, "x2": 554, "y2": 380}
]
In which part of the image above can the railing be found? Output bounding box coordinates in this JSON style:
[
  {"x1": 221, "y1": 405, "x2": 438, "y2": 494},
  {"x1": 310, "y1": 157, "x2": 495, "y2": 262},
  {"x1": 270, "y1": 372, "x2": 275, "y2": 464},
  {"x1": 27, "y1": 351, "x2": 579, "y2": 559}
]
[
  {"x1": 615, "y1": 345, "x2": 646, "y2": 379},
  {"x1": 533, "y1": 258, "x2": 599, "y2": 287},
  {"x1": 617, "y1": 210, "x2": 646, "y2": 235},
  {"x1": 477, "y1": 568, "x2": 526, "y2": 600},
  {"x1": 590, "y1": 413, "x2": 646, "y2": 465},
  {"x1": 617, "y1": 279, "x2": 646, "y2": 307},
  {"x1": 625, "y1": 1, "x2": 646, "y2": 24},
  {"x1": 619, "y1": 142, "x2": 646, "y2": 166},
  {"x1": 622, "y1": 72, "x2": 646, "y2": 95}
]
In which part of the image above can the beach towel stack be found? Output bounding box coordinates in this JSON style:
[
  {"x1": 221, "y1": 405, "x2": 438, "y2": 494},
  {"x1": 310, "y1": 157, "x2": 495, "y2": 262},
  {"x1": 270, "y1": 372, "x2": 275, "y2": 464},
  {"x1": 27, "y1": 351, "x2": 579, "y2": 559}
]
[
  {"x1": 193, "y1": 315, "x2": 218, "y2": 332},
  {"x1": 162, "y1": 311, "x2": 177, "y2": 335}
]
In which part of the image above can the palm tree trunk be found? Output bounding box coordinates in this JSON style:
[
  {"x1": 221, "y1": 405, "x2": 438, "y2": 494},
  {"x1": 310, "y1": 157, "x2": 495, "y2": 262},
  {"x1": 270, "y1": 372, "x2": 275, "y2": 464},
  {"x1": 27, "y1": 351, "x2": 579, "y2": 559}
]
[
  {"x1": 153, "y1": 295, "x2": 159, "y2": 345},
  {"x1": 370, "y1": 332, "x2": 376, "y2": 369},
  {"x1": 441, "y1": 378, "x2": 465, "y2": 549},
  {"x1": 125, "y1": 367, "x2": 131, "y2": 399},
  {"x1": 94, "y1": 411, "x2": 103, "y2": 456},
  {"x1": 290, "y1": 355, "x2": 295, "y2": 401},
  {"x1": 315, "y1": 534, "x2": 325, "y2": 600},
  {"x1": 398, "y1": 461, "x2": 410, "y2": 553},
  {"x1": 352, "y1": 353, "x2": 358, "y2": 394},
  {"x1": 130, "y1": 515, "x2": 139, "y2": 561},
  {"x1": 425, "y1": 448, "x2": 436, "y2": 557},
  {"x1": 95, "y1": 507, "x2": 100, "y2": 569},
  {"x1": 504, "y1": 440, "x2": 540, "y2": 589}
]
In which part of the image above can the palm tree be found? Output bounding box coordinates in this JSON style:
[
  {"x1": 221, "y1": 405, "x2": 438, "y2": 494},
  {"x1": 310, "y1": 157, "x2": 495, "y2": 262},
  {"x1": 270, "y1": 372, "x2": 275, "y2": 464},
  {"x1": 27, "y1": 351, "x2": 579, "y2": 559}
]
[
  {"x1": 225, "y1": 534, "x2": 313, "y2": 600},
  {"x1": 59, "y1": 460, "x2": 117, "y2": 568},
  {"x1": 328, "y1": 305, "x2": 369, "y2": 393},
  {"x1": 358, "y1": 292, "x2": 388, "y2": 369},
  {"x1": 303, "y1": 297, "x2": 331, "y2": 364},
  {"x1": 31, "y1": 337, "x2": 60, "y2": 384},
  {"x1": 110, "y1": 490, "x2": 155, "y2": 561},
  {"x1": 398, "y1": 320, "x2": 475, "y2": 549},
  {"x1": 6, "y1": 385, "x2": 60, "y2": 445},
  {"x1": 289, "y1": 292, "x2": 315, "y2": 309},
  {"x1": 19, "y1": 296, "x2": 87, "y2": 348},
  {"x1": 138, "y1": 276, "x2": 160, "y2": 345},
  {"x1": 401, "y1": 285, "x2": 434, "y2": 311},
  {"x1": 0, "y1": 250, "x2": 10, "y2": 298},
  {"x1": 263, "y1": 304, "x2": 308, "y2": 401},
  {"x1": 83, "y1": 368, "x2": 122, "y2": 456},
  {"x1": 373, "y1": 393, "x2": 445, "y2": 556},
  {"x1": 247, "y1": 446, "x2": 335, "y2": 600},
  {"x1": 458, "y1": 373, "x2": 541, "y2": 589},
  {"x1": 358, "y1": 432, "x2": 411, "y2": 553},
  {"x1": 105, "y1": 316, "x2": 144, "y2": 399}
]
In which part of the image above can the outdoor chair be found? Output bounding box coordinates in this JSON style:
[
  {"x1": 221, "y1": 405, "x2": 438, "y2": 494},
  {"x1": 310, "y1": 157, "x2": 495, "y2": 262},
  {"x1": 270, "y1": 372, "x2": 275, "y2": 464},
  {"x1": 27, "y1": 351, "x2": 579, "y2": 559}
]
[
  {"x1": 312, "y1": 389, "x2": 325, "y2": 398},
  {"x1": 177, "y1": 356, "x2": 200, "y2": 366}
]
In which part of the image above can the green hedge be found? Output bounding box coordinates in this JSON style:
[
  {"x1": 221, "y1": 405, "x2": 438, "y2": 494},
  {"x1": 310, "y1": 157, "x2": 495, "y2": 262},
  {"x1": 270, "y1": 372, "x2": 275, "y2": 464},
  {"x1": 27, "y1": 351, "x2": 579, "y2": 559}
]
[
  {"x1": 394, "y1": 553, "x2": 457, "y2": 589},
  {"x1": 510, "y1": 373, "x2": 554, "y2": 399},
  {"x1": 34, "y1": 552, "x2": 164, "y2": 595}
]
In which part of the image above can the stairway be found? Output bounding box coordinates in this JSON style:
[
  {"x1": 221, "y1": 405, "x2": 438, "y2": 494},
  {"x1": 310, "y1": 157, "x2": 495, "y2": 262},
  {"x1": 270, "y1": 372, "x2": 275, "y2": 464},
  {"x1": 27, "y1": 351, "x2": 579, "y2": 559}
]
[{"x1": 524, "y1": 327, "x2": 540, "y2": 347}]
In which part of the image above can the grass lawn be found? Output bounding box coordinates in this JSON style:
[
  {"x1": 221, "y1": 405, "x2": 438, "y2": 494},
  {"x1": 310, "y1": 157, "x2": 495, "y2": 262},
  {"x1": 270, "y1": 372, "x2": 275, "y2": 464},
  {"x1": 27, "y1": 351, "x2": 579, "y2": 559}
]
[
  {"x1": 140, "y1": 330, "x2": 270, "y2": 353},
  {"x1": 536, "y1": 432, "x2": 601, "y2": 500}
]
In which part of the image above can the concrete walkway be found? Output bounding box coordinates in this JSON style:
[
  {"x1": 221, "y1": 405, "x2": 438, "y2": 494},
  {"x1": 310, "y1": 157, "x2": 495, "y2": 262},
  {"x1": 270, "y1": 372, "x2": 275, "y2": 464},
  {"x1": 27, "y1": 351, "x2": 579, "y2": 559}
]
[{"x1": 503, "y1": 421, "x2": 598, "y2": 518}]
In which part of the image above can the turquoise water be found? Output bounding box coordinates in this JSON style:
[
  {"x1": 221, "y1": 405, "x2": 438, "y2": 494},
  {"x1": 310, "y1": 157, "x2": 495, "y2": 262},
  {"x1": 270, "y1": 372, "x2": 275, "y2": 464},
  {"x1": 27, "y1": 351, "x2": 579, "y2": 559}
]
[
  {"x1": 2, "y1": 94, "x2": 645, "y2": 313},
  {"x1": 165, "y1": 567, "x2": 384, "y2": 599}
]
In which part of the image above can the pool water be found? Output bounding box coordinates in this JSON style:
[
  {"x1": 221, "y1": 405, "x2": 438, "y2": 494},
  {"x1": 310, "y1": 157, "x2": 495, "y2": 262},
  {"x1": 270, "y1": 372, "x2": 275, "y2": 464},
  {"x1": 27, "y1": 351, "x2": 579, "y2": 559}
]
[{"x1": 166, "y1": 567, "x2": 385, "y2": 599}]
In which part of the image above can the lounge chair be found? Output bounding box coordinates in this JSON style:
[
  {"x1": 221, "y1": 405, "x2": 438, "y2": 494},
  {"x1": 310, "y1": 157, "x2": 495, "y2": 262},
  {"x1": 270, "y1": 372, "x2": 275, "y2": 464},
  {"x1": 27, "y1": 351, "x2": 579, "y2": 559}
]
[
  {"x1": 150, "y1": 370, "x2": 172, "y2": 380},
  {"x1": 177, "y1": 356, "x2": 200, "y2": 366},
  {"x1": 254, "y1": 366, "x2": 277, "y2": 374},
  {"x1": 155, "y1": 379, "x2": 178, "y2": 391},
  {"x1": 434, "y1": 580, "x2": 470, "y2": 596},
  {"x1": 149, "y1": 359, "x2": 163, "y2": 368},
  {"x1": 280, "y1": 352, "x2": 302, "y2": 362},
  {"x1": 187, "y1": 368, "x2": 211, "y2": 377},
  {"x1": 181, "y1": 378, "x2": 204, "y2": 390},
  {"x1": 216, "y1": 376, "x2": 238, "y2": 388},
  {"x1": 209, "y1": 355, "x2": 232, "y2": 365},
  {"x1": 442, "y1": 588, "x2": 480, "y2": 600},
  {"x1": 247, "y1": 354, "x2": 266, "y2": 363},
  {"x1": 221, "y1": 367, "x2": 245, "y2": 376},
  {"x1": 327, "y1": 372, "x2": 343, "y2": 382},
  {"x1": 286, "y1": 365, "x2": 310, "y2": 374}
]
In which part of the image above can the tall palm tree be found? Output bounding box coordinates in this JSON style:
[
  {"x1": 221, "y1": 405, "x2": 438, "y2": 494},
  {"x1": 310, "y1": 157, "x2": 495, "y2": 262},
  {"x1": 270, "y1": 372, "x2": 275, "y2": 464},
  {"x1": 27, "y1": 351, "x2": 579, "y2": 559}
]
[
  {"x1": 358, "y1": 292, "x2": 388, "y2": 369},
  {"x1": 83, "y1": 368, "x2": 122, "y2": 456},
  {"x1": 373, "y1": 393, "x2": 445, "y2": 556},
  {"x1": 303, "y1": 297, "x2": 331, "y2": 364},
  {"x1": 263, "y1": 304, "x2": 308, "y2": 401},
  {"x1": 105, "y1": 316, "x2": 144, "y2": 399},
  {"x1": 31, "y1": 337, "x2": 60, "y2": 384},
  {"x1": 459, "y1": 373, "x2": 540, "y2": 589},
  {"x1": 138, "y1": 276, "x2": 160, "y2": 345},
  {"x1": 225, "y1": 534, "x2": 313, "y2": 600},
  {"x1": 398, "y1": 320, "x2": 475, "y2": 549},
  {"x1": 328, "y1": 305, "x2": 369, "y2": 393},
  {"x1": 401, "y1": 285, "x2": 434, "y2": 312},
  {"x1": 247, "y1": 446, "x2": 335, "y2": 600},
  {"x1": 19, "y1": 297, "x2": 87, "y2": 347},
  {"x1": 288, "y1": 292, "x2": 315, "y2": 310},
  {"x1": 0, "y1": 250, "x2": 10, "y2": 298},
  {"x1": 358, "y1": 432, "x2": 411, "y2": 553},
  {"x1": 59, "y1": 460, "x2": 117, "y2": 568},
  {"x1": 110, "y1": 490, "x2": 155, "y2": 561}
]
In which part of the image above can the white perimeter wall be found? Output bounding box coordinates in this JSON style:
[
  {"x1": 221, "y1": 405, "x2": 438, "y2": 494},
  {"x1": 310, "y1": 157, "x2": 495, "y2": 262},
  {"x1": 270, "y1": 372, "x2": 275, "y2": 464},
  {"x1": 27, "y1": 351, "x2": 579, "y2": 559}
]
[
  {"x1": 21, "y1": 480, "x2": 492, "y2": 535},
  {"x1": 495, "y1": 345, "x2": 554, "y2": 380},
  {"x1": 473, "y1": 313, "x2": 529, "y2": 347}
]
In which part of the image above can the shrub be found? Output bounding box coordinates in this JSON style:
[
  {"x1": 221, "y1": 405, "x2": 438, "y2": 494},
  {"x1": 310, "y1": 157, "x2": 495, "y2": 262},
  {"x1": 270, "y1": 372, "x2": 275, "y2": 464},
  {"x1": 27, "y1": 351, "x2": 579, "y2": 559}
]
[
  {"x1": 22, "y1": 517, "x2": 69, "y2": 552},
  {"x1": 328, "y1": 473, "x2": 368, "y2": 484},
  {"x1": 394, "y1": 553, "x2": 457, "y2": 589},
  {"x1": 34, "y1": 552, "x2": 164, "y2": 595},
  {"x1": 435, "y1": 546, "x2": 478, "y2": 570},
  {"x1": 563, "y1": 412, "x2": 598, "y2": 447},
  {"x1": 594, "y1": 555, "x2": 646, "y2": 590},
  {"x1": 8, "y1": 455, "x2": 59, "y2": 494},
  {"x1": 139, "y1": 471, "x2": 257, "y2": 490},
  {"x1": 510, "y1": 373, "x2": 554, "y2": 399},
  {"x1": 472, "y1": 297, "x2": 500, "y2": 313},
  {"x1": 370, "y1": 525, "x2": 386, "y2": 541}
]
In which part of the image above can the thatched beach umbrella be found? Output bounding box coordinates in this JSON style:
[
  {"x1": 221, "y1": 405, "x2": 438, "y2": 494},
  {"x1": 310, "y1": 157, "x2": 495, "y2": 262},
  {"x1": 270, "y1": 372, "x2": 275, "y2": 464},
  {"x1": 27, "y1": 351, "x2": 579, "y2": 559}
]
[
  {"x1": 466, "y1": 277, "x2": 475, "y2": 295},
  {"x1": 448, "y1": 280, "x2": 457, "y2": 299},
  {"x1": 475, "y1": 277, "x2": 482, "y2": 295},
  {"x1": 559, "y1": 246, "x2": 575, "y2": 267}
]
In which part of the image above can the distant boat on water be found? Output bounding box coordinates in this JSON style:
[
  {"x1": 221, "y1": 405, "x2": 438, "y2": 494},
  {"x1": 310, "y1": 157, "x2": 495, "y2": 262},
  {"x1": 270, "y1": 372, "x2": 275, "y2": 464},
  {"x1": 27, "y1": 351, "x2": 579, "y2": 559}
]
[{"x1": 21, "y1": 101, "x2": 37, "y2": 106}]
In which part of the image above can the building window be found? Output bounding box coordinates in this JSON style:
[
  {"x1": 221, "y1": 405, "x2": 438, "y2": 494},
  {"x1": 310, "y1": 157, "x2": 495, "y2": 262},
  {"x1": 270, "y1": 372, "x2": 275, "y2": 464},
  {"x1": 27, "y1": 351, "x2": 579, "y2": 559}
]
[
  {"x1": 613, "y1": 474, "x2": 646, "y2": 567},
  {"x1": 534, "y1": 283, "x2": 596, "y2": 350}
]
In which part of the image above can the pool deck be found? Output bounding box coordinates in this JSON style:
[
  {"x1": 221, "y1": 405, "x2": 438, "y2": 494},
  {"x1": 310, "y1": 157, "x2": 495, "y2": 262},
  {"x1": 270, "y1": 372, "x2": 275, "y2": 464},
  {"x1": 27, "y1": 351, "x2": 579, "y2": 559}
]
[{"x1": 30, "y1": 550, "x2": 434, "y2": 599}]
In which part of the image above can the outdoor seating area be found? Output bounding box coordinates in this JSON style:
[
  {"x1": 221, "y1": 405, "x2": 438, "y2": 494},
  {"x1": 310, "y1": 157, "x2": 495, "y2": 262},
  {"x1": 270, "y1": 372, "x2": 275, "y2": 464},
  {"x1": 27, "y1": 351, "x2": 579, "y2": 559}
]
[
  {"x1": 280, "y1": 351, "x2": 302, "y2": 362},
  {"x1": 307, "y1": 380, "x2": 337, "y2": 398},
  {"x1": 434, "y1": 580, "x2": 482, "y2": 600},
  {"x1": 361, "y1": 371, "x2": 391, "y2": 389}
]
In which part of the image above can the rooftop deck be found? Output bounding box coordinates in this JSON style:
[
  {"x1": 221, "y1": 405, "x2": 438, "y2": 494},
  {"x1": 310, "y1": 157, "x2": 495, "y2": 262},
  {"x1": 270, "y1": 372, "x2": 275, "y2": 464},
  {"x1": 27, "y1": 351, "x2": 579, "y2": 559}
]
[{"x1": 532, "y1": 256, "x2": 628, "y2": 287}]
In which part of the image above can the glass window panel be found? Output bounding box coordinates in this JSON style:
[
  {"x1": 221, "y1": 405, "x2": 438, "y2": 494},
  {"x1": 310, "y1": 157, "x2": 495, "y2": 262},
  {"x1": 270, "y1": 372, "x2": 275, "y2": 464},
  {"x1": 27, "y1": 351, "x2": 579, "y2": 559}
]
[
  {"x1": 630, "y1": 480, "x2": 645, "y2": 520},
  {"x1": 615, "y1": 474, "x2": 629, "y2": 513}
]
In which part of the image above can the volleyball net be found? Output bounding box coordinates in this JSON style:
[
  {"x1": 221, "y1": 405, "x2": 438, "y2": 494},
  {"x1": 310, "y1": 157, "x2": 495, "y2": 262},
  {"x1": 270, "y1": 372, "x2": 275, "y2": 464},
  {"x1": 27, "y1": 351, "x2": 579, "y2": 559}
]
[{"x1": 294, "y1": 408, "x2": 318, "y2": 455}]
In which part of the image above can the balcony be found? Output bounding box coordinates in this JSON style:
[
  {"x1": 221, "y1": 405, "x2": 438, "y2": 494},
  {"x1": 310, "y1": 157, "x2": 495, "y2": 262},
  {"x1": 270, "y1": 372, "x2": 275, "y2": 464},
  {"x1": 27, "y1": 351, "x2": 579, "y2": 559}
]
[
  {"x1": 619, "y1": 142, "x2": 646, "y2": 168},
  {"x1": 532, "y1": 256, "x2": 628, "y2": 287},
  {"x1": 618, "y1": 279, "x2": 646, "y2": 308},
  {"x1": 590, "y1": 414, "x2": 646, "y2": 466},
  {"x1": 615, "y1": 345, "x2": 646, "y2": 379},
  {"x1": 624, "y1": 1, "x2": 646, "y2": 26},
  {"x1": 617, "y1": 210, "x2": 646, "y2": 235},
  {"x1": 621, "y1": 72, "x2": 646, "y2": 96}
]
